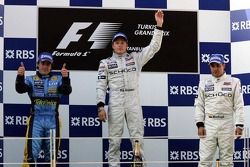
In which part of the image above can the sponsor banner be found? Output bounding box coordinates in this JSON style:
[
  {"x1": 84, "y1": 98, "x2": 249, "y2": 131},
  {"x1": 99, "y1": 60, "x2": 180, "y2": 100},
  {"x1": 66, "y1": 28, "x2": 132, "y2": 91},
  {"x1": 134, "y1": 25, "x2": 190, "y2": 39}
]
[
  {"x1": 231, "y1": 9, "x2": 250, "y2": 42},
  {"x1": 0, "y1": 5, "x2": 3, "y2": 37},
  {"x1": 168, "y1": 139, "x2": 199, "y2": 167},
  {"x1": 39, "y1": 8, "x2": 197, "y2": 72},
  {"x1": 103, "y1": 138, "x2": 133, "y2": 167},
  {"x1": 4, "y1": 0, "x2": 37, "y2": 5},
  {"x1": 37, "y1": 139, "x2": 69, "y2": 167},
  {"x1": 4, "y1": 38, "x2": 36, "y2": 70},
  {"x1": 199, "y1": 0, "x2": 229, "y2": 10},
  {"x1": 0, "y1": 137, "x2": 2, "y2": 167},
  {"x1": 168, "y1": 74, "x2": 199, "y2": 106},
  {"x1": 135, "y1": 0, "x2": 167, "y2": 8},
  {"x1": 232, "y1": 73, "x2": 250, "y2": 105},
  {"x1": 4, "y1": 104, "x2": 30, "y2": 137},
  {"x1": 70, "y1": 0, "x2": 102, "y2": 7},
  {"x1": 200, "y1": 42, "x2": 231, "y2": 74},
  {"x1": 234, "y1": 138, "x2": 249, "y2": 167},
  {"x1": 69, "y1": 105, "x2": 102, "y2": 137},
  {"x1": 142, "y1": 106, "x2": 168, "y2": 137}
]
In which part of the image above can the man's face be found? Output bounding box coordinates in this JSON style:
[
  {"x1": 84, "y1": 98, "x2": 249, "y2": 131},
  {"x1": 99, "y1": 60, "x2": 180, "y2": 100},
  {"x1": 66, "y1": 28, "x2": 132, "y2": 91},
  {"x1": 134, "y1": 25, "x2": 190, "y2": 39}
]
[
  {"x1": 38, "y1": 61, "x2": 52, "y2": 75},
  {"x1": 209, "y1": 63, "x2": 225, "y2": 78},
  {"x1": 112, "y1": 38, "x2": 128, "y2": 55}
]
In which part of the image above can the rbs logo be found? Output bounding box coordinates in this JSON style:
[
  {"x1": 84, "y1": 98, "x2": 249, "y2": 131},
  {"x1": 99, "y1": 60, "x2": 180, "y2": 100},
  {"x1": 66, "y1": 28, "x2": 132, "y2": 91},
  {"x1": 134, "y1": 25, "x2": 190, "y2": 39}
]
[
  {"x1": 0, "y1": 81, "x2": 2, "y2": 92},
  {"x1": 105, "y1": 150, "x2": 133, "y2": 160},
  {"x1": 5, "y1": 116, "x2": 28, "y2": 126},
  {"x1": 242, "y1": 85, "x2": 250, "y2": 94},
  {"x1": 38, "y1": 150, "x2": 68, "y2": 159},
  {"x1": 0, "y1": 16, "x2": 3, "y2": 26},
  {"x1": 71, "y1": 117, "x2": 100, "y2": 127},
  {"x1": 170, "y1": 151, "x2": 199, "y2": 161},
  {"x1": 143, "y1": 118, "x2": 167, "y2": 127},
  {"x1": 170, "y1": 86, "x2": 198, "y2": 95},
  {"x1": 5, "y1": 50, "x2": 35, "y2": 60}
]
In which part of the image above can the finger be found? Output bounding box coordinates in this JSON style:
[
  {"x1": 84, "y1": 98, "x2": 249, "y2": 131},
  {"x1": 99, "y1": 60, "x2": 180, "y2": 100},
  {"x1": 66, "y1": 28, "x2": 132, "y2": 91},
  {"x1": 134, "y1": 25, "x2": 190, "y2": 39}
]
[
  {"x1": 20, "y1": 62, "x2": 24, "y2": 67},
  {"x1": 62, "y1": 63, "x2": 66, "y2": 69}
]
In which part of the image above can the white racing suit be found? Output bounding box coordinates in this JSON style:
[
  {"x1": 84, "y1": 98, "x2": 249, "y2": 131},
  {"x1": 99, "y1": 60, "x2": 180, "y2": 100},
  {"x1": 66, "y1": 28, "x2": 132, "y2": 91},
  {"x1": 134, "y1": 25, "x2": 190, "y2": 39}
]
[
  {"x1": 97, "y1": 28, "x2": 163, "y2": 167},
  {"x1": 195, "y1": 73, "x2": 244, "y2": 167}
]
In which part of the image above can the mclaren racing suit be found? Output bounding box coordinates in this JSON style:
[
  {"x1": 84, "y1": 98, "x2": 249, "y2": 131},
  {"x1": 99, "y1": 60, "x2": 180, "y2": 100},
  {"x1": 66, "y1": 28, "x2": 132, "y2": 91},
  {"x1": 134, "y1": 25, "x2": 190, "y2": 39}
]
[
  {"x1": 16, "y1": 72, "x2": 72, "y2": 167},
  {"x1": 96, "y1": 28, "x2": 163, "y2": 167},
  {"x1": 195, "y1": 73, "x2": 244, "y2": 167}
]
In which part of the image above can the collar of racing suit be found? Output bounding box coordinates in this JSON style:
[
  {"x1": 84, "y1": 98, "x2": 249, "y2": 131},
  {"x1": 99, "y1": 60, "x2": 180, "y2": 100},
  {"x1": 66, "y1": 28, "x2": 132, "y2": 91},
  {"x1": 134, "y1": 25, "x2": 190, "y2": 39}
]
[
  {"x1": 112, "y1": 52, "x2": 127, "y2": 59},
  {"x1": 36, "y1": 71, "x2": 52, "y2": 79},
  {"x1": 212, "y1": 72, "x2": 227, "y2": 83}
]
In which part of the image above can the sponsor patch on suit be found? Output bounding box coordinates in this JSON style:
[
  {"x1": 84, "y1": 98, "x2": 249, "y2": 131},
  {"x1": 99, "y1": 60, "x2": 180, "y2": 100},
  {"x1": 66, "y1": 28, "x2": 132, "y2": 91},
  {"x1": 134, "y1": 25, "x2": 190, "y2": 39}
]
[
  {"x1": 108, "y1": 64, "x2": 118, "y2": 69},
  {"x1": 222, "y1": 87, "x2": 232, "y2": 91},
  {"x1": 205, "y1": 84, "x2": 214, "y2": 92}
]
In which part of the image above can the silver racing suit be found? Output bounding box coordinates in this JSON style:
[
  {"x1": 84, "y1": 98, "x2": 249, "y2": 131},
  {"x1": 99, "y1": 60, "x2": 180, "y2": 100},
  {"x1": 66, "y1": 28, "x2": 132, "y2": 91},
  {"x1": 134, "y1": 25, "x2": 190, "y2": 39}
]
[
  {"x1": 97, "y1": 28, "x2": 163, "y2": 167},
  {"x1": 195, "y1": 73, "x2": 244, "y2": 167}
]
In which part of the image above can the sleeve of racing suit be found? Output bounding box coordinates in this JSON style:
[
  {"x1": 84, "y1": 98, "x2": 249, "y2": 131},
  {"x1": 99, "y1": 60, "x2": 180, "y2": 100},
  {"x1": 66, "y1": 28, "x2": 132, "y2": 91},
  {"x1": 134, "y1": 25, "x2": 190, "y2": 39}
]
[
  {"x1": 58, "y1": 77, "x2": 72, "y2": 95},
  {"x1": 15, "y1": 75, "x2": 31, "y2": 93},
  {"x1": 194, "y1": 80, "x2": 205, "y2": 128},
  {"x1": 233, "y1": 78, "x2": 244, "y2": 126},
  {"x1": 96, "y1": 60, "x2": 108, "y2": 107},
  {"x1": 134, "y1": 28, "x2": 163, "y2": 68}
]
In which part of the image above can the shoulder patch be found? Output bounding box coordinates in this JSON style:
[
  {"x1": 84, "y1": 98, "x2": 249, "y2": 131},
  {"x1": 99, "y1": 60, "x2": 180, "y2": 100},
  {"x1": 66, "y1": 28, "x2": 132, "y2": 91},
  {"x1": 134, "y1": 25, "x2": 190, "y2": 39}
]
[
  {"x1": 51, "y1": 76, "x2": 58, "y2": 81},
  {"x1": 33, "y1": 75, "x2": 40, "y2": 81}
]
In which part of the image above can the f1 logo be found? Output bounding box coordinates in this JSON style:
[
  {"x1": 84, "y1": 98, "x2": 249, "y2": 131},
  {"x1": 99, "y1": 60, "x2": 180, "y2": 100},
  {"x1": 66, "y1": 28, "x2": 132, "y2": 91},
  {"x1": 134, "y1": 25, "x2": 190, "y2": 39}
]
[
  {"x1": 57, "y1": 22, "x2": 92, "y2": 49},
  {"x1": 57, "y1": 22, "x2": 122, "y2": 50}
]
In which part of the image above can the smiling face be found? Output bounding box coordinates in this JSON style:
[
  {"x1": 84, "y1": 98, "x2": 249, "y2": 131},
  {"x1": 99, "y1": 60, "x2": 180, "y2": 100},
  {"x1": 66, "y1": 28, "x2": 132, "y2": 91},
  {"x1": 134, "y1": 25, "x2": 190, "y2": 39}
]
[
  {"x1": 38, "y1": 61, "x2": 52, "y2": 75},
  {"x1": 209, "y1": 62, "x2": 225, "y2": 78},
  {"x1": 112, "y1": 38, "x2": 128, "y2": 56}
]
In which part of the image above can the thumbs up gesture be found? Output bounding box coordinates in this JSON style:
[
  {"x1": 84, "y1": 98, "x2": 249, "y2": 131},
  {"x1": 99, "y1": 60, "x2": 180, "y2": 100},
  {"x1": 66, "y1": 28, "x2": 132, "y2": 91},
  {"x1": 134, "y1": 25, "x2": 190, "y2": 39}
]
[
  {"x1": 17, "y1": 62, "x2": 25, "y2": 76},
  {"x1": 61, "y1": 63, "x2": 68, "y2": 78}
]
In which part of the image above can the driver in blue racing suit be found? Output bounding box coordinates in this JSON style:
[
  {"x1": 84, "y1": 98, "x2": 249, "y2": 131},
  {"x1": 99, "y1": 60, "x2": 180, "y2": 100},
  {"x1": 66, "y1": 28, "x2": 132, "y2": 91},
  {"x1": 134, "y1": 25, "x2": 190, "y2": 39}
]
[{"x1": 15, "y1": 52, "x2": 72, "y2": 167}]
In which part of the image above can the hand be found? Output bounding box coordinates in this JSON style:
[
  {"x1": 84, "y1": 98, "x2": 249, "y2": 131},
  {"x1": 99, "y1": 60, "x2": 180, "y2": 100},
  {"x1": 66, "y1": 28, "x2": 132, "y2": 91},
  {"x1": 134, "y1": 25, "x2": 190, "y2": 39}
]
[
  {"x1": 155, "y1": 10, "x2": 164, "y2": 28},
  {"x1": 61, "y1": 63, "x2": 68, "y2": 78},
  {"x1": 198, "y1": 127, "x2": 206, "y2": 138},
  {"x1": 17, "y1": 62, "x2": 25, "y2": 76},
  {"x1": 235, "y1": 127, "x2": 243, "y2": 139},
  {"x1": 98, "y1": 107, "x2": 107, "y2": 122}
]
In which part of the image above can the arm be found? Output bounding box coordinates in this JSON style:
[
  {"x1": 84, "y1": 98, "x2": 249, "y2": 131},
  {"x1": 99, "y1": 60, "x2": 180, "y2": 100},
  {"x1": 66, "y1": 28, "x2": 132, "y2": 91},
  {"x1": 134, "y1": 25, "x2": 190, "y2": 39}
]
[
  {"x1": 15, "y1": 62, "x2": 31, "y2": 93},
  {"x1": 195, "y1": 81, "x2": 205, "y2": 128},
  {"x1": 194, "y1": 81, "x2": 206, "y2": 138},
  {"x1": 58, "y1": 77, "x2": 72, "y2": 95},
  {"x1": 233, "y1": 78, "x2": 244, "y2": 139},
  {"x1": 96, "y1": 60, "x2": 108, "y2": 122},
  {"x1": 15, "y1": 75, "x2": 31, "y2": 93},
  {"x1": 136, "y1": 10, "x2": 164, "y2": 67},
  {"x1": 96, "y1": 60, "x2": 108, "y2": 107},
  {"x1": 234, "y1": 78, "x2": 244, "y2": 126},
  {"x1": 58, "y1": 63, "x2": 72, "y2": 95}
]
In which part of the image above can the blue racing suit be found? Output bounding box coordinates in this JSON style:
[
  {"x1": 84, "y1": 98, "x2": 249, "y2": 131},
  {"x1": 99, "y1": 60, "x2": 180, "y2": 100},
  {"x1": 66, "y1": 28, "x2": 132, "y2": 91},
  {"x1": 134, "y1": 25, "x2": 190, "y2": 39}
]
[{"x1": 16, "y1": 71, "x2": 72, "y2": 167}]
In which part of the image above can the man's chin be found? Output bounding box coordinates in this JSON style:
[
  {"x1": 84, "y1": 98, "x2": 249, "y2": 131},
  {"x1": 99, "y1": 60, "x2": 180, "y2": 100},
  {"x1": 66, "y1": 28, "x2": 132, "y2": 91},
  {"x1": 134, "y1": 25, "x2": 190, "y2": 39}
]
[{"x1": 39, "y1": 71, "x2": 50, "y2": 75}]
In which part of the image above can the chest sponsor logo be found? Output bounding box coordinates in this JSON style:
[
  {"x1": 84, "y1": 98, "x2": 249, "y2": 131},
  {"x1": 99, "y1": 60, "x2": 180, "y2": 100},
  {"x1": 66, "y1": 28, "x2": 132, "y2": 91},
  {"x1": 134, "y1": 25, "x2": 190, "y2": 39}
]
[
  {"x1": 108, "y1": 63, "x2": 118, "y2": 69},
  {"x1": 222, "y1": 87, "x2": 232, "y2": 91},
  {"x1": 205, "y1": 84, "x2": 214, "y2": 92},
  {"x1": 223, "y1": 82, "x2": 231, "y2": 85}
]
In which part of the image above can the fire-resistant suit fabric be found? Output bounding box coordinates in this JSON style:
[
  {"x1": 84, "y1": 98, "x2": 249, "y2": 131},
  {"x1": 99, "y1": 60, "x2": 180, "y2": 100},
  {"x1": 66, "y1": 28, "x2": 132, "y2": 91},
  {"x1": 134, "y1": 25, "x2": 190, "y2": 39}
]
[
  {"x1": 97, "y1": 28, "x2": 163, "y2": 167},
  {"x1": 16, "y1": 72, "x2": 72, "y2": 167},
  {"x1": 195, "y1": 73, "x2": 244, "y2": 167}
]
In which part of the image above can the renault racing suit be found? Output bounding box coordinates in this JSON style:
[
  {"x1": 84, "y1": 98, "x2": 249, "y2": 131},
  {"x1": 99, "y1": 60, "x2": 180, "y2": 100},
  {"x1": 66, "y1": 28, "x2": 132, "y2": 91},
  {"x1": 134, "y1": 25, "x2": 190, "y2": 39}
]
[
  {"x1": 195, "y1": 73, "x2": 244, "y2": 167},
  {"x1": 16, "y1": 72, "x2": 72, "y2": 167},
  {"x1": 96, "y1": 28, "x2": 163, "y2": 167}
]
